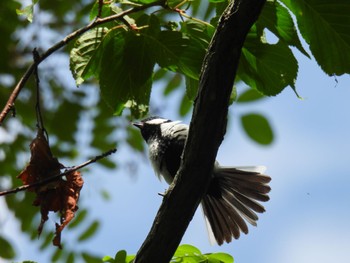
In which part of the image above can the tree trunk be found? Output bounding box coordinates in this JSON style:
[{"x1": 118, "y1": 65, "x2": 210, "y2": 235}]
[{"x1": 135, "y1": 1, "x2": 267, "y2": 262}]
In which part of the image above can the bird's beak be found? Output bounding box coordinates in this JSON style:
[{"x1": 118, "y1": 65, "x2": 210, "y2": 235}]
[{"x1": 132, "y1": 122, "x2": 143, "y2": 129}]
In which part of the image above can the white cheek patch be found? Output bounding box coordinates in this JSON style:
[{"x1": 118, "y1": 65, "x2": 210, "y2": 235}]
[
  {"x1": 146, "y1": 118, "x2": 169, "y2": 125},
  {"x1": 160, "y1": 121, "x2": 184, "y2": 136}
]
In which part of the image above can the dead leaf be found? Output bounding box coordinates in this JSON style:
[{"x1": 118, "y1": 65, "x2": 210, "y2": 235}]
[{"x1": 18, "y1": 128, "x2": 84, "y2": 248}]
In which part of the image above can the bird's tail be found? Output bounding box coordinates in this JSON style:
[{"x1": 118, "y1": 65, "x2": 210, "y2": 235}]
[{"x1": 201, "y1": 166, "x2": 271, "y2": 245}]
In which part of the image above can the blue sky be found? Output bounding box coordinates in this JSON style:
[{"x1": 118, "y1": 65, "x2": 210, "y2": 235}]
[{"x1": 2, "y1": 36, "x2": 350, "y2": 263}]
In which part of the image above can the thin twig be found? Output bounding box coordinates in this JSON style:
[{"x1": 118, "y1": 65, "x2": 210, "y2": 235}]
[
  {"x1": 97, "y1": 0, "x2": 104, "y2": 18},
  {"x1": 0, "y1": 148, "x2": 117, "y2": 197},
  {"x1": 0, "y1": 0, "x2": 166, "y2": 125},
  {"x1": 33, "y1": 48, "x2": 45, "y2": 131}
]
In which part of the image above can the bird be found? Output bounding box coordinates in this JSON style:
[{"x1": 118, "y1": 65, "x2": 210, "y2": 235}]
[{"x1": 133, "y1": 116, "x2": 271, "y2": 245}]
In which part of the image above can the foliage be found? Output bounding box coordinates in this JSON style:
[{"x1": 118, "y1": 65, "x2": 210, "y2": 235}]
[
  {"x1": 0, "y1": 0, "x2": 349, "y2": 262},
  {"x1": 102, "y1": 245, "x2": 233, "y2": 263}
]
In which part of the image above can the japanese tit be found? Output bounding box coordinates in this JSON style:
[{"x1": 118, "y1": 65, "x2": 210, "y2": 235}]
[{"x1": 133, "y1": 116, "x2": 271, "y2": 245}]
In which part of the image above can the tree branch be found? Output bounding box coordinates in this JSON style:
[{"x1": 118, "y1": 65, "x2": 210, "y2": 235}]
[
  {"x1": 0, "y1": 148, "x2": 116, "y2": 197},
  {"x1": 135, "y1": 1, "x2": 266, "y2": 262},
  {"x1": 0, "y1": 0, "x2": 166, "y2": 126}
]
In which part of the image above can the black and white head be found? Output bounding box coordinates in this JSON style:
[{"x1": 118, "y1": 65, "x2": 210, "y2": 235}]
[{"x1": 132, "y1": 116, "x2": 185, "y2": 143}]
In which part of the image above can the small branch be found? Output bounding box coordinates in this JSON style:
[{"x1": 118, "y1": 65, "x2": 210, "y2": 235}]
[
  {"x1": 97, "y1": 0, "x2": 104, "y2": 18},
  {"x1": 32, "y1": 48, "x2": 45, "y2": 130},
  {"x1": 0, "y1": 0, "x2": 166, "y2": 126},
  {"x1": 0, "y1": 148, "x2": 117, "y2": 197}
]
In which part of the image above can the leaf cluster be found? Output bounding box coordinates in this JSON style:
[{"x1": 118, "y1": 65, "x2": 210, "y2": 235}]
[{"x1": 102, "y1": 244, "x2": 233, "y2": 263}]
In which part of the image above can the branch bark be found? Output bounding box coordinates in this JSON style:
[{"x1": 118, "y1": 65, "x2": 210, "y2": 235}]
[{"x1": 135, "y1": 0, "x2": 266, "y2": 262}]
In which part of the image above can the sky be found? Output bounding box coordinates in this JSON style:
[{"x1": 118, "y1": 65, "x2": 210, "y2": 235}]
[{"x1": 2, "y1": 29, "x2": 350, "y2": 263}]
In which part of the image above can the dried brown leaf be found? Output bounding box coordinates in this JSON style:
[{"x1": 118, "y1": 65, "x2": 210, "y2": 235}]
[{"x1": 17, "y1": 129, "x2": 84, "y2": 248}]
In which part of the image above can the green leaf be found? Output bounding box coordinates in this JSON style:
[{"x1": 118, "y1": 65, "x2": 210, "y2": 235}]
[
  {"x1": 207, "y1": 252, "x2": 234, "y2": 263},
  {"x1": 81, "y1": 252, "x2": 102, "y2": 263},
  {"x1": 48, "y1": 100, "x2": 81, "y2": 143},
  {"x1": 179, "y1": 20, "x2": 214, "y2": 80},
  {"x1": 70, "y1": 27, "x2": 108, "y2": 85},
  {"x1": 238, "y1": 38, "x2": 298, "y2": 96},
  {"x1": 167, "y1": 0, "x2": 188, "y2": 8},
  {"x1": 179, "y1": 92, "x2": 192, "y2": 116},
  {"x1": 281, "y1": 0, "x2": 350, "y2": 75},
  {"x1": 92, "y1": 15, "x2": 162, "y2": 117},
  {"x1": 258, "y1": 1, "x2": 309, "y2": 57},
  {"x1": 66, "y1": 252, "x2": 75, "y2": 263},
  {"x1": 163, "y1": 73, "x2": 183, "y2": 95},
  {"x1": 128, "y1": 0, "x2": 159, "y2": 4},
  {"x1": 51, "y1": 248, "x2": 63, "y2": 262},
  {"x1": 67, "y1": 208, "x2": 88, "y2": 229},
  {"x1": 39, "y1": 232, "x2": 55, "y2": 250},
  {"x1": 237, "y1": 88, "x2": 264, "y2": 103},
  {"x1": 229, "y1": 86, "x2": 237, "y2": 104},
  {"x1": 102, "y1": 255, "x2": 115, "y2": 263},
  {"x1": 89, "y1": 1, "x2": 124, "y2": 20},
  {"x1": 78, "y1": 220, "x2": 100, "y2": 241},
  {"x1": 126, "y1": 255, "x2": 136, "y2": 262},
  {"x1": 154, "y1": 31, "x2": 190, "y2": 71},
  {"x1": 0, "y1": 236, "x2": 15, "y2": 259},
  {"x1": 185, "y1": 76, "x2": 199, "y2": 101},
  {"x1": 101, "y1": 189, "x2": 112, "y2": 200},
  {"x1": 126, "y1": 125, "x2": 145, "y2": 152},
  {"x1": 115, "y1": 250, "x2": 127, "y2": 263},
  {"x1": 16, "y1": 0, "x2": 39, "y2": 23},
  {"x1": 90, "y1": 101, "x2": 118, "y2": 152},
  {"x1": 209, "y1": 0, "x2": 226, "y2": 3},
  {"x1": 174, "y1": 244, "x2": 202, "y2": 258},
  {"x1": 241, "y1": 113, "x2": 274, "y2": 145}
]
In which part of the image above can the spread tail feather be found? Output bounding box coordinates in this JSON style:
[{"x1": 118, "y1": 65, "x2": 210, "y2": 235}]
[{"x1": 201, "y1": 166, "x2": 271, "y2": 245}]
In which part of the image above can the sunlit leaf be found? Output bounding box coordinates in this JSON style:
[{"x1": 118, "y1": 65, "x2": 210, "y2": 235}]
[
  {"x1": 90, "y1": 1, "x2": 124, "y2": 20},
  {"x1": 16, "y1": 0, "x2": 39, "y2": 23},
  {"x1": 174, "y1": 244, "x2": 202, "y2": 257},
  {"x1": 206, "y1": 252, "x2": 234, "y2": 263},
  {"x1": 102, "y1": 255, "x2": 114, "y2": 263},
  {"x1": 70, "y1": 27, "x2": 108, "y2": 85}
]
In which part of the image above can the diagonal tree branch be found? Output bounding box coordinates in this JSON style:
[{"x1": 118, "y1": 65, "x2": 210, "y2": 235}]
[
  {"x1": 0, "y1": 0, "x2": 166, "y2": 126},
  {"x1": 135, "y1": 0, "x2": 266, "y2": 262},
  {"x1": 0, "y1": 148, "x2": 116, "y2": 197}
]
